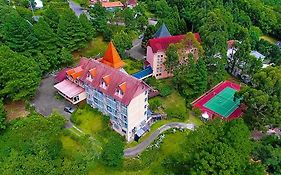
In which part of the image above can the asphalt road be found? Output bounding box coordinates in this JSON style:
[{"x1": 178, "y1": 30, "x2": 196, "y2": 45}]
[
  {"x1": 68, "y1": 0, "x2": 91, "y2": 19},
  {"x1": 124, "y1": 122, "x2": 195, "y2": 157},
  {"x1": 127, "y1": 38, "x2": 146, "y2": 60},
  {"x1": 32, "y1": 76, "x2": 75, "y2": 128}
]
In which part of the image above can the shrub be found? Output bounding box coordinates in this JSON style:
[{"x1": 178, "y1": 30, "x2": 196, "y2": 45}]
[
  {"x1": 149, "y1": 98, "x2": 161, "y2": 111},
  {"x1": 70, "y1": 109, "x2": 82, "y2": 125},
  {"x1": 158, "y1": 84, "x2": 172, "y2": 97},
  {"x1": 101, "y1": 135, "x2": 125, "y2": 167},
  {"x1": 193, "y1": 108, "x2": 202, "y2": 118}
]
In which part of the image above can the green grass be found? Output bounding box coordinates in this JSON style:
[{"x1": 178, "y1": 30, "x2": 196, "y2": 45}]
[
  {"x1": 60, "y1": 135, "x2": 81, "y2": 155},
  {"x1": 123, "y1": 58, "x2": 143, "y2": 74},
  {"x1": 75, "y1": 36, "x2": 108, "y2": 58},
  {"x1": 89, "y1": 130, "x2": 190, "y2": 175},
  {"x1": 148, "y1": 78, "x2": 188, "y2": 119},
  {"x1": 71, "y1": 105, "x2": 118, "y2": 145},
  {"x1": 260, "y1": 35, "x2": 278, "y2": 44}
]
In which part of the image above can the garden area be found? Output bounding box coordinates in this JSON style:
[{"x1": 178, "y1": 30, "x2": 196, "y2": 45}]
[
  {"x1": 89, "y1": 129, "x2": 190, "y2": 175},
  {"x1": 123, "y1": 58, "x2": 143, "y2": 75}
]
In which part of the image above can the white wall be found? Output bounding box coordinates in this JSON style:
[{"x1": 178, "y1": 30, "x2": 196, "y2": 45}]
[{"x1": 126, "y1": 91, "x2": 148, "y2": 141}]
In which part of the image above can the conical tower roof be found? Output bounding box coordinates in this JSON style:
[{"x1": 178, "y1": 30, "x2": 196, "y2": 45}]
[
  {"x1": 101, "y1": 42, "x2": 125, "y2": 69},
  {"x1": 153, "y1": 23, "x2": 171, "y2": 38}
]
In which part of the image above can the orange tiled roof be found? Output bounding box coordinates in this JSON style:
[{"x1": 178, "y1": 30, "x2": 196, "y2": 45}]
[
  {"x1": 66, "y1": 69, "x2": 75, "y2": 76},
  {"x1": 119, "y1": 82, "x2": 126, "y2": 93},
  {"x1": 101, "y1": 1, "x2": 123, "y2": 8},
  {"x1": 66, "y1": 66, "x2": 83, "y2": 79},
  {"x1": 101, "y1": 42, "x2": 125, "y2": 69},
  {"x1": 89, "y1": 68, "x2": 97, "y2": 77},
  {"x1": 103, "y1": 75, "x2": 111, "y2": 85}
]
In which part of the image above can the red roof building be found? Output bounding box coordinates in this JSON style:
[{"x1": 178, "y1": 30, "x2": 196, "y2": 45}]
[
  {"x1": 77, "y1": 58, "x2": 148, "y2": 105},
  {"x1": 146, "y1": 33, "x2": 201, "y2": 79}
]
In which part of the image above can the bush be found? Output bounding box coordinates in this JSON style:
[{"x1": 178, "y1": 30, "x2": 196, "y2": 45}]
[
  {"x1": 101, "y1": 135, "x2": 125, "y2": 167},
  {"x1": 0, "y1": 99, "x2": 6, "y2": 132},
  {"x1": 193, "y1": 108, "x2": 202, "y2": 118},
  {"x1": 149, "y1": 98, "x2": 161, "y2": 111},
  {"x1": 70, "y1": 109, "x2": 82, "y2": 125},
  {"x1": 158, "y1": 84, "x2": 172, "y2": 97}
]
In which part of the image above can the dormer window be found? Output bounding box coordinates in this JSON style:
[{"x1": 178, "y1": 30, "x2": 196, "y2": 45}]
[
  {"x1": 101, "y1": 75, "x2": 110, "y2": 89},
  {"x1": 87, "y1": 73, "x2": 93, "y2": 81},
  {"x1": 87, "y1": 68, "x2": 96, "y2": 82},
  {"x1": 101, "y1": 81, "x2": 108, "y2": 89},
  {"x1": 116, "y1": 82, "x2": 126, "y2": 98},
  {"x1": 116, "y1": 89, "x2": 124, "y2": 97}
]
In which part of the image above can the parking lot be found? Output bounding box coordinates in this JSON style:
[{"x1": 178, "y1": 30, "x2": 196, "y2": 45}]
[{"x1": 32, "y1": 75, "x2": 75, "y2": 128}]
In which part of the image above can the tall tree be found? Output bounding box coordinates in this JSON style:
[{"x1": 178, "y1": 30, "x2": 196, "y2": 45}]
[
  {"x1": 0, "y1": 99, "x2": 6, "y2": 132},
  {"x1": 33, "y1": 18, "x2": 58, "y2": 54},
  {"x1": 163, "y1": 119, "x2": 262, "y2": 174},
  {"x1": 142, "y1": 25, "x2": 156, "y2": 48},
  {"x1": 173, "y1": 56, "x2": 207, "y2": 101},
  {"x1": 0, "y1": 46, "x2": 41, "y2": 101},
  {"x1": 2, "y1": 15, "x2": 38, "y2": 55},
  {"x1": 79, "y1": 14, "x2": 95, "y2": 41},
  {"x1": 113, "y1": 30, "x2": 132, "y2": 58},
  {"x1": 44, "y1": 6, "x2": 60, "y2": 32},
  {"x1": 237, "y1": 66, "x2": 281, "y2": 130},
  {"x1": 90, "y1": 3, "x2": 108, "y2": 34},
  {"x1": 57, "y1": 10, "x2": 86, "y2": 52},
  {"x1": 165, "y1": 44, "x2": 179, "y2": 72}
]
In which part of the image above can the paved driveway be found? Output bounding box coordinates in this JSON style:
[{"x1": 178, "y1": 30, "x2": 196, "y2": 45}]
[
  {"x1": 127, "y1": 38, "x2": 146, "y2": 60},
  {"x1": 32, "y1": 76, "x2": 75, "y2": 128},
  {"x1": 124, "y1": 122, "x2": 195, "y2": 157}
]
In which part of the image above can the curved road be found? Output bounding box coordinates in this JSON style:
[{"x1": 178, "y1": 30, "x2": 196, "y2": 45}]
[{"x1": 124, "y1": 122, "x2": 195, "y2": 157}]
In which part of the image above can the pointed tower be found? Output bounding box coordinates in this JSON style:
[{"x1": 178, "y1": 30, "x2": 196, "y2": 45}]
[
  {"x1": 101, "y1": 42, "x2": 125, "y2": 69},
  {"x1": 153, "y1": 23, "x2": 171, "y2": 38}
]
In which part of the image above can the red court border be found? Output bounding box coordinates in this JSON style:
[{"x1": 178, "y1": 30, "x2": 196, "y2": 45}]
[{"x1": 191, "y1": 81, "x2": 243, "y2": 121}]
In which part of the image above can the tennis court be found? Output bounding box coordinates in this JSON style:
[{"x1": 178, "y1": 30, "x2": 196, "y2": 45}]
[{"x1": 203, "y1": 87, "x2": 240, "y2": 118}]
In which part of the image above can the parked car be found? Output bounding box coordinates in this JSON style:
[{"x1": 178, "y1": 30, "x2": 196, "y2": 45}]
[{"x1": 64, "y1": 106, "x2": 75, "y2": 114}]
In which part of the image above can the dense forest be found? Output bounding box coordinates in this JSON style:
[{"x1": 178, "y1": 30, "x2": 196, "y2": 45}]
[{"x1": 1, "y1": 0, "x2": 281, "y2": 174}]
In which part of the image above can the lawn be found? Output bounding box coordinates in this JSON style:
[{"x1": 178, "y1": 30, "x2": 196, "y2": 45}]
[
  {"x1": 70, "y1": 105, "x2": 121, "y2": 145},
  {"x1": 260, "y1": 35, "x2": 278, "y2": 44},
  {"x1": 123, "y1": 58, "x2": 143, "y2": 75},
  {"x1": 74, "y1": 36, "x2": 108, "y2": 58},
  {"x1": 60, "y1": 135, "x2": 81, "y2": 155},
  {"x1": 147, "y1": 78, "x2": 189, "y2": 119},
  {"x1": 89, "y1": 129, "x2": 190, "y2": 175}
]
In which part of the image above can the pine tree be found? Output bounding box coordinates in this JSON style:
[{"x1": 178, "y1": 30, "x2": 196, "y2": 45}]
[
  {"x1": 79, "y1": 14, "x2": 95, "y2": 41},
  {"x1": 2, "y1": 15, "x2": 38, "y2": 55},
  {"x1": 57, "y1": 10, "x2": 86, "y2": 52},
  {"x1": 0, "y1": 45, "x2": 41, "y2": 100},
  {"x1": 44, "y1": 6, "x2": 60, "y2": 32},
  {"x1": 60, "y1": 47, "x2": 73, "y2": 65},
  {"x1": 34, "y1": 52, "x2": 51, "y2": 74},
  {"x1": 33, "y1": 18, "x2": 59, "y2": 53}
]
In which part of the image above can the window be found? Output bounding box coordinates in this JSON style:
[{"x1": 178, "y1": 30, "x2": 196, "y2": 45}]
[
  {"x1": 122, "y1": 129, "x2": 126, "y2": 133},
  {"x1": 145, "y1": 91, "x2": 148, "y2": 95},
  {"x1": 144, "y1": 111, "x2": 147, "y2": 115},
  {"x1": 107, "y1": 106, "x2": 112, "y2": 112},
  {"x1": 101, "y1": 81, "x2": 107, "y2": 89},
  {"x1": 73, "y1": 96, "x2": 79, "y2": 102},
  {"x1": 145, "y1": 98, "x2": 148, "y2": 102},
  {"x1": 116, "y1": 89, "x2": 124, "y2": 97},
  {"x1": 123, "y1": 115, "x2": 127, "y2": 121},
  {"x1": 94, "y1": 98, "x2": 98, "y2": 104},
  {"x1": 144, "y1": 105, "x2": 147, "y2": 109}
]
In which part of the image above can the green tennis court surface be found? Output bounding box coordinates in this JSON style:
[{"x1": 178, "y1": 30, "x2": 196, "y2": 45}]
[{"x1": 203, "y1": 87, "x2": 240, "y2": 118}]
